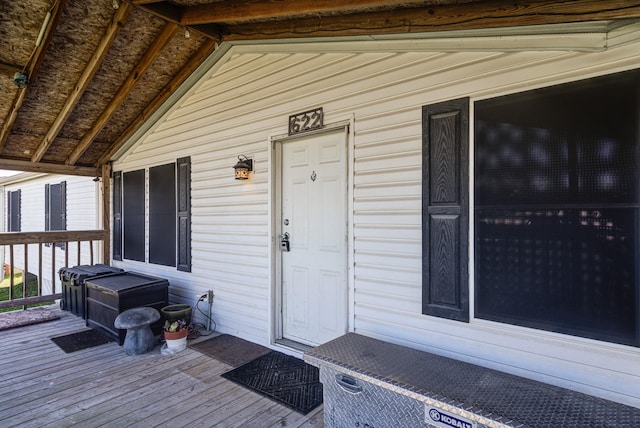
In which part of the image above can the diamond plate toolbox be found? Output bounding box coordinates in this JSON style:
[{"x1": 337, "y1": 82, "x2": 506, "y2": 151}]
[{"x1": 321, "y1": 365, "x2": 426, "y2": 428}]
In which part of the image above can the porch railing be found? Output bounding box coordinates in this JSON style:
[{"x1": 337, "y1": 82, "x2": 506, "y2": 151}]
[{"x1": 0, "y1": 230, "x2": 108, "y2": 310}]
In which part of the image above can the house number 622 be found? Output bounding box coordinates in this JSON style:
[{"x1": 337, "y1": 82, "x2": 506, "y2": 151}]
[{"x1": 288, "y1": 107, "x2": 323, "y2": 135}]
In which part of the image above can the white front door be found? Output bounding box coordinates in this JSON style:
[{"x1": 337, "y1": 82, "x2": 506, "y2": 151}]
[{"x1": 278, "y1": 128, "x2": 348, "y2": 346}]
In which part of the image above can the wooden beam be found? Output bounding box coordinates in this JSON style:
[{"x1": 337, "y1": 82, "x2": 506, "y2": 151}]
[
  {"x1": 181, "y1": 0, "x2": 429, "y2": 25},
  {"x1": 134, "y1": 1, "x2": 184, "y2": 25},
  {"x1": 189, "y1": 24, "x2": 222, "y2": 40},
  {"x1": 31, "y1": 3, "x2": 132, "y2": 163},
  {"x1": 0, "y1": 0, "x2": 68, "y2": 153},
  {"x1": 0, "y1": 158, "x2": 100, "y2": 177},
  {"x1": 96, "y1": 38, "x2": 217, "y2": 166},
  {"x1": 66, "y1": 22, "x2": 179, "y2": 166},
  {"x1": 134, "y1": 1, "x2": 222, "y2": 40},
  {"x1": 0, "y1": 61, "x2": 23, "y2": 76},
  {"x1": 223, "y1": 0, "x2": 640, "y2": 40},
  {"x1": 101, "y1": 163, "x2": 112, "y2": 265}
]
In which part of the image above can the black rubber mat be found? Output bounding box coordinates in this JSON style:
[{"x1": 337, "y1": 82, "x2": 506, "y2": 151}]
[
  {"x1": 222, "y1": 351, "x2": 323, "y2": 414},
  {"x1": 190, "y1": 334, "x2": 271, "y2": 367},
  {"x1": 51, "y1": 329, "x2": 113, "y2": 353}
]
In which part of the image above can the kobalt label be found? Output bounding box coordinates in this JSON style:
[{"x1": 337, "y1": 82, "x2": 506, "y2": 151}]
[{"x1": 425, "y1": 406, "x2": 477, "y2": 428}]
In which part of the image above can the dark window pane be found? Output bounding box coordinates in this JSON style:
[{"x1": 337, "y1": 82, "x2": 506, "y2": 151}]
[
  {"x1": 475, "y1": 69, "x2": 639, "y2": 206},
  {"x1": 149, "y1": 163, "x2": 176, "y2": 267},
  {"x1": 475, "y1": 208, "x2": 637, "y2": 346},
  {"x1": 123, "y1": 170, "x2": 145, "y2": 262}
]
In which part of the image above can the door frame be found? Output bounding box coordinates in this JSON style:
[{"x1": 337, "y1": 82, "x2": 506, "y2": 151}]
[{"x1": 269, "y1": 116, "x2": 355, "y2": 350}]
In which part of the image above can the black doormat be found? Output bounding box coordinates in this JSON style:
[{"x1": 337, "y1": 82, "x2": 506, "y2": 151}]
[
  {"x1": 191, "y1": 334, "x2": 272, "y2": 367},
  {"x1": 51, "y1": 329, "x2": 113, "y2": 353},
  {"x1": 221, "y1": 351, "x2": 323, "y2": 414}
]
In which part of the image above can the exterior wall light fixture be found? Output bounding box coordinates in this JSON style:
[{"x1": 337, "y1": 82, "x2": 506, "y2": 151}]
[{"x1": 233, "y1": 155, "x2": 253, "y2": 180}]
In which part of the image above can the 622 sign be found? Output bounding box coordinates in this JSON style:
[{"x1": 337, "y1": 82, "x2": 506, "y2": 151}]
[{"x1": 289, "y1": 107, "x2": 323, "y2": 135}]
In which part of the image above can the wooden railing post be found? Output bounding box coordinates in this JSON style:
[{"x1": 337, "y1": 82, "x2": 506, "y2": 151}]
[
  {"x1": 102, "y1": 163, "x2": 112, "y2": 265},
  {"x1": 23, "y1": 244, "x2": 28, "y2": 310},
  {"x1": 9, "y1": 244, "x2": 14, "y2": 300}
]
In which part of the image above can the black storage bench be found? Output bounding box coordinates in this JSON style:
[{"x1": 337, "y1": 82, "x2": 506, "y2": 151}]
[
  {"x1": 304, "y1": 333, "x2": 640, "y2": 428},
  {"x1": 85, "y1": 272, "x2": 168, "y2": 345},
  {"x1": 59, "y1": 264, "x2": 124, "y2": 318}
]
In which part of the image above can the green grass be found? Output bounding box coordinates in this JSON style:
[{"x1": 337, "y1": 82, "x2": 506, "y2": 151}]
[{"x1": 0, "y1": 272, "x2": 52, "y2": 312}]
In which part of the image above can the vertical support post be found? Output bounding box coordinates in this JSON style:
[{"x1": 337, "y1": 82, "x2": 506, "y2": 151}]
[
  {"x1": 9, "y1": 244, "x2": 14, "y2": 300},
  {"x1": 38, "y1": 243, "x2": 43, "y2": 297},
  {"x1": 102, "y1": 163, "x2": 111, "y2": 265},
  {"x1": 23, "y1": 244, "x2": 28, "y2": 310},
  {"x1": 51, "y1": 243, "x2": 55, "y2": 294}
]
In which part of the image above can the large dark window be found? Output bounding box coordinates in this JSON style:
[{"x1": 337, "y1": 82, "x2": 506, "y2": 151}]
[
  {"x1": 474, "y1": 69, "x2": 640, "y2": 347},
  {"x1": 7, "y1": 190, "x2": 20, "y2": 232},
  {"x1": 114, "y1": 158, "x2": 190, "y2": 271}
]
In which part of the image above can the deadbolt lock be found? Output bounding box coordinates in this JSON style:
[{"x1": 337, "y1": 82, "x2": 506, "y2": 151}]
[{"x1": 280, "y1": 232, "x2": 290, "y2": 252}]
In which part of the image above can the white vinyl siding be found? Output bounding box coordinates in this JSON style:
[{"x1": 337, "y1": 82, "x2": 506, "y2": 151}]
[{"x1": 113, "y1": 25, "x2": 640, "y2": 407}]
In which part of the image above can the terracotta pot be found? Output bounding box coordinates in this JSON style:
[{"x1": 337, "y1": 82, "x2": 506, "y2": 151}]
[{"x1": 164, "y1": 329, "x2": 188, "y2": 341}]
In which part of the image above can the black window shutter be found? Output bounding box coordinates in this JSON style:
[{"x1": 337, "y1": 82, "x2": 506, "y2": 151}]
[
  {"x1": 47, "y1": 181, "x2": 66, "y2": 231},
  {"x1": 112, "y1": 171, "x2": 123, "y2": 261},
  {"x1": 422, "y1": 98, "x2": 470, "y2": 322},
  {"x1": 8, "y1": 190, "x2": 21, "y2": 232},
  {"x1": 16, "y1": 190, "x2": 22, "y2": 232},
  {"x1": 44, "y1": 184, "x2": 50, "y2": 231},
  {"x1": 60, "y1": 181, "x2": 67, "y2": 231},
  {"x1": 176, "y1": 156, "x2": 191, "y2": 272}
]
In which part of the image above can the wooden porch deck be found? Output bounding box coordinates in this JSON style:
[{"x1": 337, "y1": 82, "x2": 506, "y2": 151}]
[{"x1": 0, "y1": 306, "x2": 323, "y2": 427}]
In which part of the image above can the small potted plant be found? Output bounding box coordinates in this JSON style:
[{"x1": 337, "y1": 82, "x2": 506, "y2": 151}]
[{"x1": 163, "y1": 318, "x2": 188, "y2": 350}]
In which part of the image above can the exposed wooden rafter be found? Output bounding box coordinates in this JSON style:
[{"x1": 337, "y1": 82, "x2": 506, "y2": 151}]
[
  {"x1": 66, "y1": 21, "x2": 179, "y2": 166},
  {"x1": 180, "y1": 0, "x2": 431, "y2": 25},
  {"x1": 95, "y1": 38, "x2": 218, "y2": 167},
  {"x1": 0, "y1": 0, "x2": 68, "y2": 154},
  {"x1": 31, "y1": 3, "x2": 132, "y2": 163}
]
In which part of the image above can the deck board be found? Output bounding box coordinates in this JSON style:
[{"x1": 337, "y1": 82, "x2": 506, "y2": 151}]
[{"x1": 0, "y1": 306, "x2": 323, "y2": 427}]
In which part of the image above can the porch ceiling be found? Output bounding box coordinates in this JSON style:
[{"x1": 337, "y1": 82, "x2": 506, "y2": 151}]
[{"x1": 1, "y1": 0, "x2": 638, "y2": 177}]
